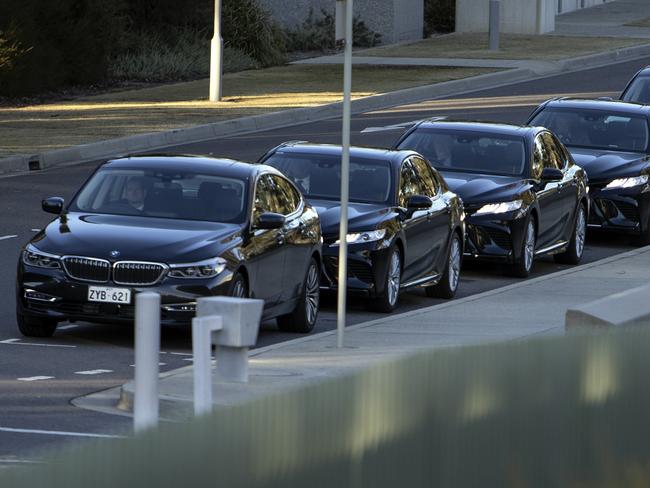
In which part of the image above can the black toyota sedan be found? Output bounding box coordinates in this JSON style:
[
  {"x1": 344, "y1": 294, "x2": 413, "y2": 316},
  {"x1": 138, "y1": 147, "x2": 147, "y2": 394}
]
[
  {"x1": 17, "y1": 155, "x2": 322, "y2": 337},
  {"x1": 395, "y1": 120, "x2": 589, "y2": 277},
  {"x1": 528, "y1": 98, "x2": 650, "y2": 243},
  {"x1": 620, "y1": 65, "x2": 650, "y2": 104},
  {"x1": 259, "y1": 143, "x2": 465, "y2": 312}
]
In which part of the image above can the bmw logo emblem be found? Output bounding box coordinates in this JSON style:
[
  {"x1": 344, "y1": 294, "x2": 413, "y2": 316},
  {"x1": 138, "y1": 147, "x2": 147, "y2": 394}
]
[{"x1": 110, "y1": 250, "x2": 121, "y2": 258}]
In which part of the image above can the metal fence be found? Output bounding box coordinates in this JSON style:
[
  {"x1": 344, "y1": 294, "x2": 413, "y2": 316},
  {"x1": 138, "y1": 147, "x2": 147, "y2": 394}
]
[{"x1": 4, "y1": 326, "x2": 650, "y2": 487}]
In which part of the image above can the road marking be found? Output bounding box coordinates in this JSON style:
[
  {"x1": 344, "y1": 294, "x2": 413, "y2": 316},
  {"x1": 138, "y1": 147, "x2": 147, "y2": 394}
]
[
  {"x1": 58, "y1": 324, "x2": 79, "y2": 330},
  {"x1": 169, "y1": 352, "x2": 192, "y2": 356},
  {"x1": 74, "y1": 369, "x2": 113, "y2": 375},
  {"x1": 0, "y1": 235, "x2": 17, "y2": 241},
  {"x1": 17, "y1": 376, "x2": 54, "y2": 382},
  {"x1": 130, "y1": 362, "x2": 166, "y2": 367},
  {"x1": 0, "y1": 338, "x2": 76, "y2": 348},
  {"x1": 360, "y1": 119, "x2": 424, "y2": 133},
  {"x1": 31, "y1": 229, "x2": 41, "y2": 232},
  {"x1": 0, "y1": 426, "x2": 125, "y2": 439},
  {"x1": 0, "y1": 459, "x2": 42, "y2": 464}
]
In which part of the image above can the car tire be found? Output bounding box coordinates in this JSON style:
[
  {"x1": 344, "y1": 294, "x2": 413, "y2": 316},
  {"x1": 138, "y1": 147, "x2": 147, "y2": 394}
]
[
  {"x1": 369, "y1": 246, "x2": 401, "y2": 313},
  {"x1": 228, "y1": 272, "x2": 248, "y2": 298},
  {"x1": 509, "y1": 215, "x2": 536, "y2": 278},
  {"x1": 17, "y1": 313, "x2": 57, "y2": 338},
  {"x1": 277, "y1": 258, "x2": 320, "y2": 333},
  {"x1": 554, "y1": 204, "x2": 586, "y2": 265},
  {"x1": 426, "y1": 232, "x2": 462, "y2": 299}
]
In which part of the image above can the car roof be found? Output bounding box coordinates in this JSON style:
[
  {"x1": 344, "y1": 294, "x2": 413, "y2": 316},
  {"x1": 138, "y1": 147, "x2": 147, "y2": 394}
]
[
  {"x1": 540, "y1": 97, "x2": 650, "y2": 115},
  {"x1": 411, "y1": 119, "x2": 537, "y2": 138},
  {"x1": 103, "y1": 154, "x2": 278, "y2": 179},
  {"x1": 269, "y1": 142, "x2": 417, "y2": 166}
]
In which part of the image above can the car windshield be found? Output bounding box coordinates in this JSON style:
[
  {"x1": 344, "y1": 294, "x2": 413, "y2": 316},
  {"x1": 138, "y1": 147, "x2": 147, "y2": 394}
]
[
  {"x1": 398, "y1": 129, "x2": 527, "y2": 177},
  {"x1": 622, "y1": 76, "x2": 650, "y2": 104},
  {"x1": 264, "y1": 152, "x2": 393, "y2": 204},
  {"x1": 69, "y1": 167, "x2": 248, "y2": 223},
  {"x1": 530, "y1": 107, "x2": 650, "y2": 153}
]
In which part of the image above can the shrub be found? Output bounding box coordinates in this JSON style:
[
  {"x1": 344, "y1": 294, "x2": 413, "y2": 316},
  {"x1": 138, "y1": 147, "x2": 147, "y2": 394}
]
[
  {"x1": 424, "y1": 0, "x2": 456, "y2": 36},
  {"x1": 0, "y1": 0, "x2": 123, "y2": 96},
  {"x1": 285, "y1": 8, "x2": 382, "y2": 52},
  {"x1": 109, "y1": 30, "x2": 259, "y2": 82}
]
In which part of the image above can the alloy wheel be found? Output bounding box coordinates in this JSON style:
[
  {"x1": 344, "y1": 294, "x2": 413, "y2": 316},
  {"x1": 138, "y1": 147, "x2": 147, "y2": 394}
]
[
  {"x1": 575, "y1": 207, "x2": 586, "y2": 258},
  {"x1": 304, "y1": 263, "x2": 320, "y2": 325},
  {"x1": 523, "y1": 220, "x2": 536, "y2": 273},
  {"x1": 231, "y1": 277, "x2": 247, "y2": 298},
  {"x1": 448, "y1": 236, "x2": 461, "y2": 292},
  {"x1": 387, "y1": 249, "x2": 401, "y2": 307}
]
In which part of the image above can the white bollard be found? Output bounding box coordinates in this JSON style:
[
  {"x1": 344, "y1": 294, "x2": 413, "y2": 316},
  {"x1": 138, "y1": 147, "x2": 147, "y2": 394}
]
[
  {"x1": 192, "y1": 315, "x2": 223, "y2": 416},
  {"x1": 134, "y1": 292, "x2": 161, "y2": 432}
]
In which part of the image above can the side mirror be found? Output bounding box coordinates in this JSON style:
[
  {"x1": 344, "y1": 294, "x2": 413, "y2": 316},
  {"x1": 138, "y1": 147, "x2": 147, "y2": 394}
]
[
  {"x1": 540, "y1": 168, "x2": 563, "y2": 182},
  {"x1": 42, "y1": 197, "x2": 64, "y2": 215},
  {"x1": 253, "y1": 212, "x2": 285, "y2": 230},
  {"x1": 406, "y1": 195, "x2": 432, "y2": 210}
]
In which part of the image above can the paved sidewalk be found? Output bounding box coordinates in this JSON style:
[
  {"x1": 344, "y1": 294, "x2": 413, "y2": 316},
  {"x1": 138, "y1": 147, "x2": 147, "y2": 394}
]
[
  {"x1": 553, "y1": 0, "x2": 650, "y2": 38},
  {"x1": 76, "y1": 245, "x2": 650, "y2": 421}
]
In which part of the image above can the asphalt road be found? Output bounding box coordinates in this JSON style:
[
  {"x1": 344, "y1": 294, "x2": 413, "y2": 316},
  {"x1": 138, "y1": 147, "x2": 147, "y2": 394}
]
[{"x1": 1, "y1": 56, "x2": 648, "y2": 462}]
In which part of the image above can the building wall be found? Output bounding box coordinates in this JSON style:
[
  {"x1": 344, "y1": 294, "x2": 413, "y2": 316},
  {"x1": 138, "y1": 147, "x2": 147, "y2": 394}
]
[
  {"x1": 258, "y1": 0, "x2": 423, "y2": 45},
  {"x1": 456, "y1": 0, "x2": 615, "y2": 35}
]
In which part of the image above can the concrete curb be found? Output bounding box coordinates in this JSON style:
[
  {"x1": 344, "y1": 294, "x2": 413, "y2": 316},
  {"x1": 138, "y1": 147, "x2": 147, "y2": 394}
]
[
  {"x1": 112, "y1": 244, "x2": 650, "y2": 417},
  {"x1": 4, "y1": 42, "x2": 650, "y2": 175}
]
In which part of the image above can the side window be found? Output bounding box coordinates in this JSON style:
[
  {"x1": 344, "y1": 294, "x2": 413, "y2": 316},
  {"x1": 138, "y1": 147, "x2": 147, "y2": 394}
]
[
  {"x1": 253, "y1": 174, "x2": 277, "y2": 221},
  {"x1": 532, "y1": 134, "x2": 547, "y2": 179},
  {"x1": 411, "y1": 156, "x2": 438, "y2": 197},
  {"x1": 271, "y1": 175, "x2": 302, "y2": 215},
  {"x1": 399, "y1": 160, "x2": 421, "y2": 207},
  {"x1": 541, "y1": 132, "x2": 565, "y2": 170}
]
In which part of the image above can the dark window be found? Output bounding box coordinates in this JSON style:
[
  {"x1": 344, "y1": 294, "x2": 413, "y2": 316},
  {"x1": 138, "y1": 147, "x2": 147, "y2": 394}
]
[
  {"x1": 410, "y1": 156, "x2": 438, "y2": 197},
  {"x1": 271, "y1": 175, "x2": 302, "y2": 215},
  {"x1": 541, "y1": 132, "x2": 565, "y2": 170},
  {"x1": 622, "y1": 75, "x2": 650, "y2": 104}
]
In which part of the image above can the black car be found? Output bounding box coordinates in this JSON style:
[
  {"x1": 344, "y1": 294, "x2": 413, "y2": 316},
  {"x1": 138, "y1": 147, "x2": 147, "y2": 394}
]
[
  {"x1": 259, "y1": 143, "x2": 465, "y2": 312},
  {"x1": 17, "y1": 155, "x2": 322, "y2": 337},
  {"x1": 620, "y1": 66, "x2": 650, "y2": 104},
  {"x1": 395, "y1": 120, "x2": 589, "y2": 277},
  {"x1": 528, "y1": 98, "x2": 650, "y2": 243}
]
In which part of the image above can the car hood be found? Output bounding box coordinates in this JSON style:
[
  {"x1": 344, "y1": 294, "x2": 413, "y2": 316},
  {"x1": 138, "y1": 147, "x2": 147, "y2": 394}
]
[
  {"x1": 567, "y1": 147, "x2": 650, "y2": 182},
  {"x1": 308, "y1": 199, "x2": 392, "y2": 238},
  {"x1": 30, "y1": 213, "x2": 242, "y2": 263},
  {"x1": 440, "y1": 171, "x2": 527, "y2": 206}
]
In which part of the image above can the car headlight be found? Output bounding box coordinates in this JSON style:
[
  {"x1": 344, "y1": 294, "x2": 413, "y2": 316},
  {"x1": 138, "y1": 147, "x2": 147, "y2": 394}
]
[
  {"x1": 474, "y1": 200, "x2": 523, "y2": 216},
  {"x1": 168, "y1": 257, "x2": 227, "y2": 279},
  {"x1": 334, "y1": 229, "x2": 387, "y2": 245},
  {"x1": 22, "y1": 245, "x2": 61, "y2": 269},
  {"x1": 604, "y1": 175, "x2": 649, "y2": 190}
]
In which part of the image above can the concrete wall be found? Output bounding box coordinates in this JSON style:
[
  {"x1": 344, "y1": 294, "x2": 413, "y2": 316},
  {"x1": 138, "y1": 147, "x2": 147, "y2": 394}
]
[
  {"x1": 258, "y1": 0, "x2": 424, "y2": 44},
  {"x1": 456, "y1": 0, "x2": 615, "y2": 35}
]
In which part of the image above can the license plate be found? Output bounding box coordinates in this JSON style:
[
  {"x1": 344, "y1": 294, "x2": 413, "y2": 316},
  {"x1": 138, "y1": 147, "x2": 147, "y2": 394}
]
[{"x1": 88, "y1": 286, "x2": 131, "y2": 304}]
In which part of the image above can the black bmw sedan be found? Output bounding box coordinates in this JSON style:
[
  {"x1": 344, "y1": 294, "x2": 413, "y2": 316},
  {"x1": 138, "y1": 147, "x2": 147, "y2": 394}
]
[
  {"x1": 620, "y1": 65, "x2": 650, "y2": 104},
  {"x1": 395, "y1": 120, "x2": 589, "y2": 277},
  {"x1": 259, "y1": 142, "x2": 465, "y2": 313},
  {"x1": 528, "y1": 98, "x2": 650, "y2": 243},
  {"x1": 17, "y1": 155, "x2": 322, "y2": 337}
]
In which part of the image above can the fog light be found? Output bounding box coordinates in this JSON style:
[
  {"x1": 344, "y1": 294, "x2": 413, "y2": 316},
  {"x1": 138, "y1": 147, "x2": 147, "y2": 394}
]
[
  {"x1": 24, "y1": 289, "x2": 59, "y2": 303},
  {"x1": 162, "y1": 303, "x2": 196, "y2": 312}
]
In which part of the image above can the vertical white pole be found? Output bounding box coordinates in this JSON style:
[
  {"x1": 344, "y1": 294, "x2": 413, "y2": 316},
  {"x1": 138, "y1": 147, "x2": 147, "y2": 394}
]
[
  {"x1": 134, "y1": 292, "x2": 160, "y2": 432},
  {"x1": 337, "y1": 0, "x2": 353, "y2": 349},
  {"x1": 209, "y1": 0, "x2": 223, "y2": 101}
]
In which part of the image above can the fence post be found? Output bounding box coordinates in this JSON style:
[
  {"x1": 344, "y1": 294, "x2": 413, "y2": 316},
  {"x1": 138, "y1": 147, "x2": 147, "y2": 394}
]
[{"x1": 134, "y1": 292, "x2": 161, "y2": 432}]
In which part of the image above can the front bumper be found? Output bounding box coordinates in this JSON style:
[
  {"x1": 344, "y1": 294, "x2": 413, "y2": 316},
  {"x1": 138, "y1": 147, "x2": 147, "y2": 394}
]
[
  {"x1": 463, "y1": 211, "x2": 527, "y2": 263},
  {"x1": 17, "y1": 264, "x2": 233, "y2": 325},
  {"x1": 320, "y1": 242, "x2": 391, "y2": 297},
  {"x1": 588, "y1": 184, "x2": 650, "y2": 235}
]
